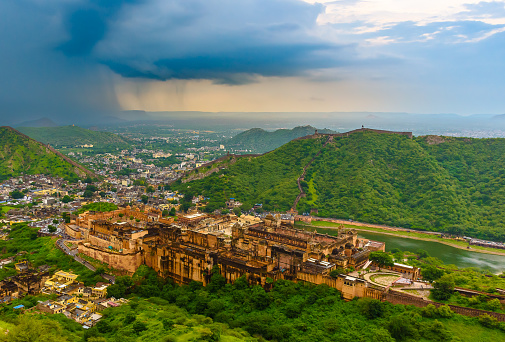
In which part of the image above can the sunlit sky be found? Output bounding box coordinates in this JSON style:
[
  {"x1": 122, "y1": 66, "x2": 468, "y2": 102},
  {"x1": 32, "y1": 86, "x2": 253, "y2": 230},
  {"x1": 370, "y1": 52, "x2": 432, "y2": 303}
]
[{"x1": 1, "y1": 0, "x2": 505, "y2": 122}]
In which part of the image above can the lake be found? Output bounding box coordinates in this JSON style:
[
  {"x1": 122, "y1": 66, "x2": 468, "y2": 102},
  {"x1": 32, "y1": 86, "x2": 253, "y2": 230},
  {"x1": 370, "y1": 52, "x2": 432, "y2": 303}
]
[{"x1": 315, "y1": 228, "x2": 505, "y2": 274}]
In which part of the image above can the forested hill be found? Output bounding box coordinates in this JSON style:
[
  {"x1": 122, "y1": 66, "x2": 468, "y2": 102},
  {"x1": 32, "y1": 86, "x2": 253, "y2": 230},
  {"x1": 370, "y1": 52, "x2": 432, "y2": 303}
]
[
  {"x1": 18, "y1": 125, "x2": 131, "y2": 150},
  {"x1": 225, "y1": 125, "x2": 336, "y2": 153},
  {"x1": 0, "y1": 126, "x2": 94, "y2": 182},
  {"x1": 174, "y1": 130, "x2": 505, "y2": 241}
]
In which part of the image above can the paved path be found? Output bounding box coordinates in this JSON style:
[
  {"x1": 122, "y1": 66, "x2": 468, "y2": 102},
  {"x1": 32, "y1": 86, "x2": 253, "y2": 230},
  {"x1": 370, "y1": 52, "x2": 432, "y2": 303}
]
[{"x1": 56, "y1": 238, "x2": 115, "y2": 283}]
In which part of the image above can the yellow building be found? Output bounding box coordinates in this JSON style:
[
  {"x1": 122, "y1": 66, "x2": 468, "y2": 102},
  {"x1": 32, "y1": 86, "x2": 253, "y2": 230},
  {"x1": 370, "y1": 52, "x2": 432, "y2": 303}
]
[
  {"x1": 43, "y1": 271, "x2": 79, "y2": 293},
  {"x1": 92, "y1": 284, "x2": 108, "y2": 298}
]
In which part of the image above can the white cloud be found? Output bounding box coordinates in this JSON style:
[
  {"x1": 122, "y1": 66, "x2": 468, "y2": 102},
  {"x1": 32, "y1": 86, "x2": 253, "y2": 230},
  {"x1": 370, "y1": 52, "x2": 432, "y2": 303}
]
[{"x1": 304, "y1": 0, "x2": 505, "y2": 32}]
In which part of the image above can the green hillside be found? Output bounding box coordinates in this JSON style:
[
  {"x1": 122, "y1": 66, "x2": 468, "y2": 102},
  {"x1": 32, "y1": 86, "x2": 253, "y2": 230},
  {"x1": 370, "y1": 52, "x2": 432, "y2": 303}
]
[
  {"x1": 18, "y1": 125, "x2": 131, "y2": 150},
  {"x1": 0, "y1": 126, "x2": 94, "y2": 182},
  {"x1": 174, "y1": 130, "x2": 505, "y2": 241},
  {"x1": 226, "y1": 125, "x2": 336, "y2": 153}
]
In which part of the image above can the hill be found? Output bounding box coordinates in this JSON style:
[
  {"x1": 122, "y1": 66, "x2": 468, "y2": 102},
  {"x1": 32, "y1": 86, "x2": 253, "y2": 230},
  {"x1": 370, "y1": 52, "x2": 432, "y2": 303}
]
[
  {"x1": 14, "y1": 117, "x2": 58, "y2": 128},
  {"x1": 174, "y1": 129, "x2": 505, "y2": 242},
  {"x1": 225, "y1": 125, "x2": 336, "y2": 153},
  {"x1": 17, "y1": 125, "x2": 131, "y2": 150},
  {"x1": 0, "y1": 126, "x2": 95, "y2": 182}
]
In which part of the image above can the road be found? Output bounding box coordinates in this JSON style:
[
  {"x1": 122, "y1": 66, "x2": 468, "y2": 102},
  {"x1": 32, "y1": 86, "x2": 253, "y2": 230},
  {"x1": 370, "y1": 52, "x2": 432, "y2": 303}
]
[{"x1": 56, "y1": 238, "x2": 115, "y2": 284}]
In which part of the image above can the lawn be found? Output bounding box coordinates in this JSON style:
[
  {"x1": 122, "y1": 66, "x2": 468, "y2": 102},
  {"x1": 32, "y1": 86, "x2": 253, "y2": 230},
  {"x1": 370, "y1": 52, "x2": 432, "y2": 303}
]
[
  {"x1": 370, "y1": 274, "x2": 400, "y2": 286},
  {"x1": 0, "y1": 206, "x2": 16, "y2": 214}
]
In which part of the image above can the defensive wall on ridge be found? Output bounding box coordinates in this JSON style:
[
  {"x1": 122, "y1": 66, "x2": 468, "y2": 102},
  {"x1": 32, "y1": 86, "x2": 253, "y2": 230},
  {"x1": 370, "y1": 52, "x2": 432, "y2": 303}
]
[
  {"x1": 180, "y1": 153, "x2": 264, "y2": 183},
  {"x1": 178, "y1": 128, "x2": 413, "y2": 184},
  {"x1": 294, "y1": 127, "x2": 413, "y2": 141}
]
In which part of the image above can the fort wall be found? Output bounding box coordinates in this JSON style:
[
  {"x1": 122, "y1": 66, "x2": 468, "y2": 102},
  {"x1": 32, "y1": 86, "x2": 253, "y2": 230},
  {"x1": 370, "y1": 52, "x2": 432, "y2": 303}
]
[
  {"x1": 77, "y1": 244, "x2": 142, "y2": 274},
  {"x1": 384, "y1": 290, "x2": 505, "y2": 322}
]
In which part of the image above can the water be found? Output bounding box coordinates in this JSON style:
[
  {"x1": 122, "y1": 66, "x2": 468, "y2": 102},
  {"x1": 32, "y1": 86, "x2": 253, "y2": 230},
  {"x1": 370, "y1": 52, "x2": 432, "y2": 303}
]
[{"x1": 315, "y1": 228, "x2": 505, "y2": 273}]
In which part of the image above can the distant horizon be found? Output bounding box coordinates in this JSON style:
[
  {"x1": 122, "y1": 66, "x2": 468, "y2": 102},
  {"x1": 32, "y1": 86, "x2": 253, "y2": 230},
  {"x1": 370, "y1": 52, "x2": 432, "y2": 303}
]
[{"x1": 1, "y1": 1, "x2": 505, "y2": 124}]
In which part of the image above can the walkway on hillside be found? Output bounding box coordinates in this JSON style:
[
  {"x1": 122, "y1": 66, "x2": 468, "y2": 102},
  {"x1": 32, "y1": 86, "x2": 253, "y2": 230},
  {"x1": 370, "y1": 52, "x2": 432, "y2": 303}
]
[{"x1": 290, "y1": 135, "x2": 333, "y2": 212}]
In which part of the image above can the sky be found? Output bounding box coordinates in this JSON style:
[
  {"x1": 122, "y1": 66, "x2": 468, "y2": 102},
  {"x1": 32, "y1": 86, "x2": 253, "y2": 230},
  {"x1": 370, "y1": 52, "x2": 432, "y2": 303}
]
[{"x1": 1, "y1": 0, "x2": 505, "y2": 124}]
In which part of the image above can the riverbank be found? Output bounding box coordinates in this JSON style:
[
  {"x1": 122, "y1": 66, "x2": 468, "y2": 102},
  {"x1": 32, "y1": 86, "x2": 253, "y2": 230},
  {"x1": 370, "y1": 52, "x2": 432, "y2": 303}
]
[{"x1": 296, "y1": 220, "x2": 505, "y2": 257}]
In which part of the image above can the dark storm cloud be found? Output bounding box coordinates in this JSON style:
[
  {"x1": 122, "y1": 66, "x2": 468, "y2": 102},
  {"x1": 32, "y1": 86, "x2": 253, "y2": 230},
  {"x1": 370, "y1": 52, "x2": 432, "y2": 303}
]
[
  {"x1": 58, "y1": 0, "x2": 142, "y2": 56},
  {"x1": 58, "y1": 0, "x2": 348, "y2": 84}
]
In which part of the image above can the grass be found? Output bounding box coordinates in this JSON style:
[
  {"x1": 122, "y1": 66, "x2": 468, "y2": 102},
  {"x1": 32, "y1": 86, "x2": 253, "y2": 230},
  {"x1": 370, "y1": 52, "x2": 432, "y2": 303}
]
[
  {"x1": 0, "y1": 206, "x2": 15, "y2": 214},
  {"x1": 370, "y1": 274, "x2": 399, "y2": 286},
  {"x1": 306, "y1": 178, "x2": 318, "y2": 205},
  {"x1": 403, "y1": 289, "x2": 422, "y2": 296},
  {"x1": 0, "y1": 320, "x2": 14, "y2": 333},
  {"x1": 443, "y1": 319, "x2": 505, "y2": 342}
]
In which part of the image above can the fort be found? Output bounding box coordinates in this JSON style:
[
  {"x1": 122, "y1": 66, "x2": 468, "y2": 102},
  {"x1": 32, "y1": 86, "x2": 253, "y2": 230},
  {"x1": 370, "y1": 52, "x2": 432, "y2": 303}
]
[
  {"x1": 67, "y1": 207, "x2": 382, "y2": 292},
  {"x1": 64, "y1": 206, "x2": 505, "y2": 321}
]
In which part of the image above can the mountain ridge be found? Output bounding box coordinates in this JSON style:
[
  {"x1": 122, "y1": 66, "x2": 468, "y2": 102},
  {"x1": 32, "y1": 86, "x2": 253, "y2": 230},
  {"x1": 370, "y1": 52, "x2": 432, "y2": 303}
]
[
  {"x1": 225, "y1": 125, "x2": 337, "y2": 153},
  {"x1": 0, "y1": 126, "x2": 96, "y2": 182},
  {"x1": 17, "y1": 125, "x2": 131, "y2": 150},
  {"x1": 174, "y1": 128, "x2": 505, "y2": 241}
]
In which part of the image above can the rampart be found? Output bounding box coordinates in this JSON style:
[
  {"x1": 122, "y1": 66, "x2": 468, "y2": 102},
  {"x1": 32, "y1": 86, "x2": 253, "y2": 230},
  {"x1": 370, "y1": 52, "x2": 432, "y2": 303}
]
[
  {"x1": 384, "y1": 290, "x2": 505, "y2": 322},
  {"x1": 77, "y1": 244, "x2": 142, "y2": 274},
  {"x1": 294, "y1": 128, "x2": 413, "y2": 141},
  {"x1": 180, "y1": 153, "x2": 264, "y2": 183}
]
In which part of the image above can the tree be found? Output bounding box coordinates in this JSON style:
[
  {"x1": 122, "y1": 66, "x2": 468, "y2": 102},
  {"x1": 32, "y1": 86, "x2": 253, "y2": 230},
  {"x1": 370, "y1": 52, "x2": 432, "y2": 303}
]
[
  {"x1": 99, "y1": 191, "x2": 106, "y2": 198},
  {"x1": 169, "y1": 207, "x2": 176, "y2": 216},
  {"x1": 86, "y1": 184, "x2": 98, "y2": 192},
  {"x1": 208, "y1": 266, "x2": 226, "y2": 293},
  {"x1": 432, "y1": 275, "x2": 455, "y2": 301},
  {"x1": 233, "y1": 207, "x2": 242, "y2": 217},
  {"x1": 369, "y1": 252, "x2": 394, "y2": 270},
  {"x1": 484, "y1": 298, "x2": 502, "y2": 311},
  {"x1": 146, "y1": 186, "x2": 155, "y2": 194},
  {"x1": 329, "y1": 268, "x2": 346, "y2": 278},
  {"x1": 141, "y1": 195, "x2": 149, "y2": 204},
  {"x1": 421, "y1": 265, "x2": 445, "y2": 282},
  {"x1": 360, "y1": 298, "x2": 386, "y2": 319},
  {"x1": 52, "y1": 219, "x2": 59, "y2": 224},
  {"x1": 83, "y1": 190, "x2": 94, "y2": 198},
  {"x1": 240, "y1": 203, "x2": 252, "y2": 212},
  {"x1": 48, "y1": 225, "x2": 57, "y2": 233},
  {"x1": 61, "y1": 195, "x2": 72, "y2": 203},
  {"x1": 84, "y1": 177, "x2": 92, "y2": 184},
  {"x1": 416, "y1": 249, "x2": 430, "y2": 259},
  {"x1": 162, "y1": 209, "x2": 169, "y2": 217},
  {"x1": 10, "y1": 190, "x2": 24, "y2": 199}
]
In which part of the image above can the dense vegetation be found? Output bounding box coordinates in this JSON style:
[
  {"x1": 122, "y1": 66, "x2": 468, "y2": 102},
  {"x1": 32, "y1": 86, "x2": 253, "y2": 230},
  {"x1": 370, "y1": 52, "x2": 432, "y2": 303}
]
[
  {"x1": 0, "y1": 126, "x2": 91, "y2": 182},
  {"x1": 6, "y1": 265, "x2": 505, "y2": 342},
  {"x1": 18, "y1": 125, "x2": 131, "y2": 151},
  {"x1": 175, "y1": 131, "x2": 505, "y2": 241},
  {"x1": 175, "y1": 137, "x2": 325, "y2": 212},
  {"x1": 74, "y1": 202, "x2": 118, "y2": 215},
  {"x1": 226, "y1": 125, "x2": 335, "y2": 153}
]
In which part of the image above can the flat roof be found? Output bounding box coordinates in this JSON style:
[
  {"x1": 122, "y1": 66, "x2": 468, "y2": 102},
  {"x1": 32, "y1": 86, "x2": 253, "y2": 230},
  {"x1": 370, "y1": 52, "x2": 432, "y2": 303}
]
[{"x1": 183, "y1": 213, "x2": 206, "y2": 219}]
